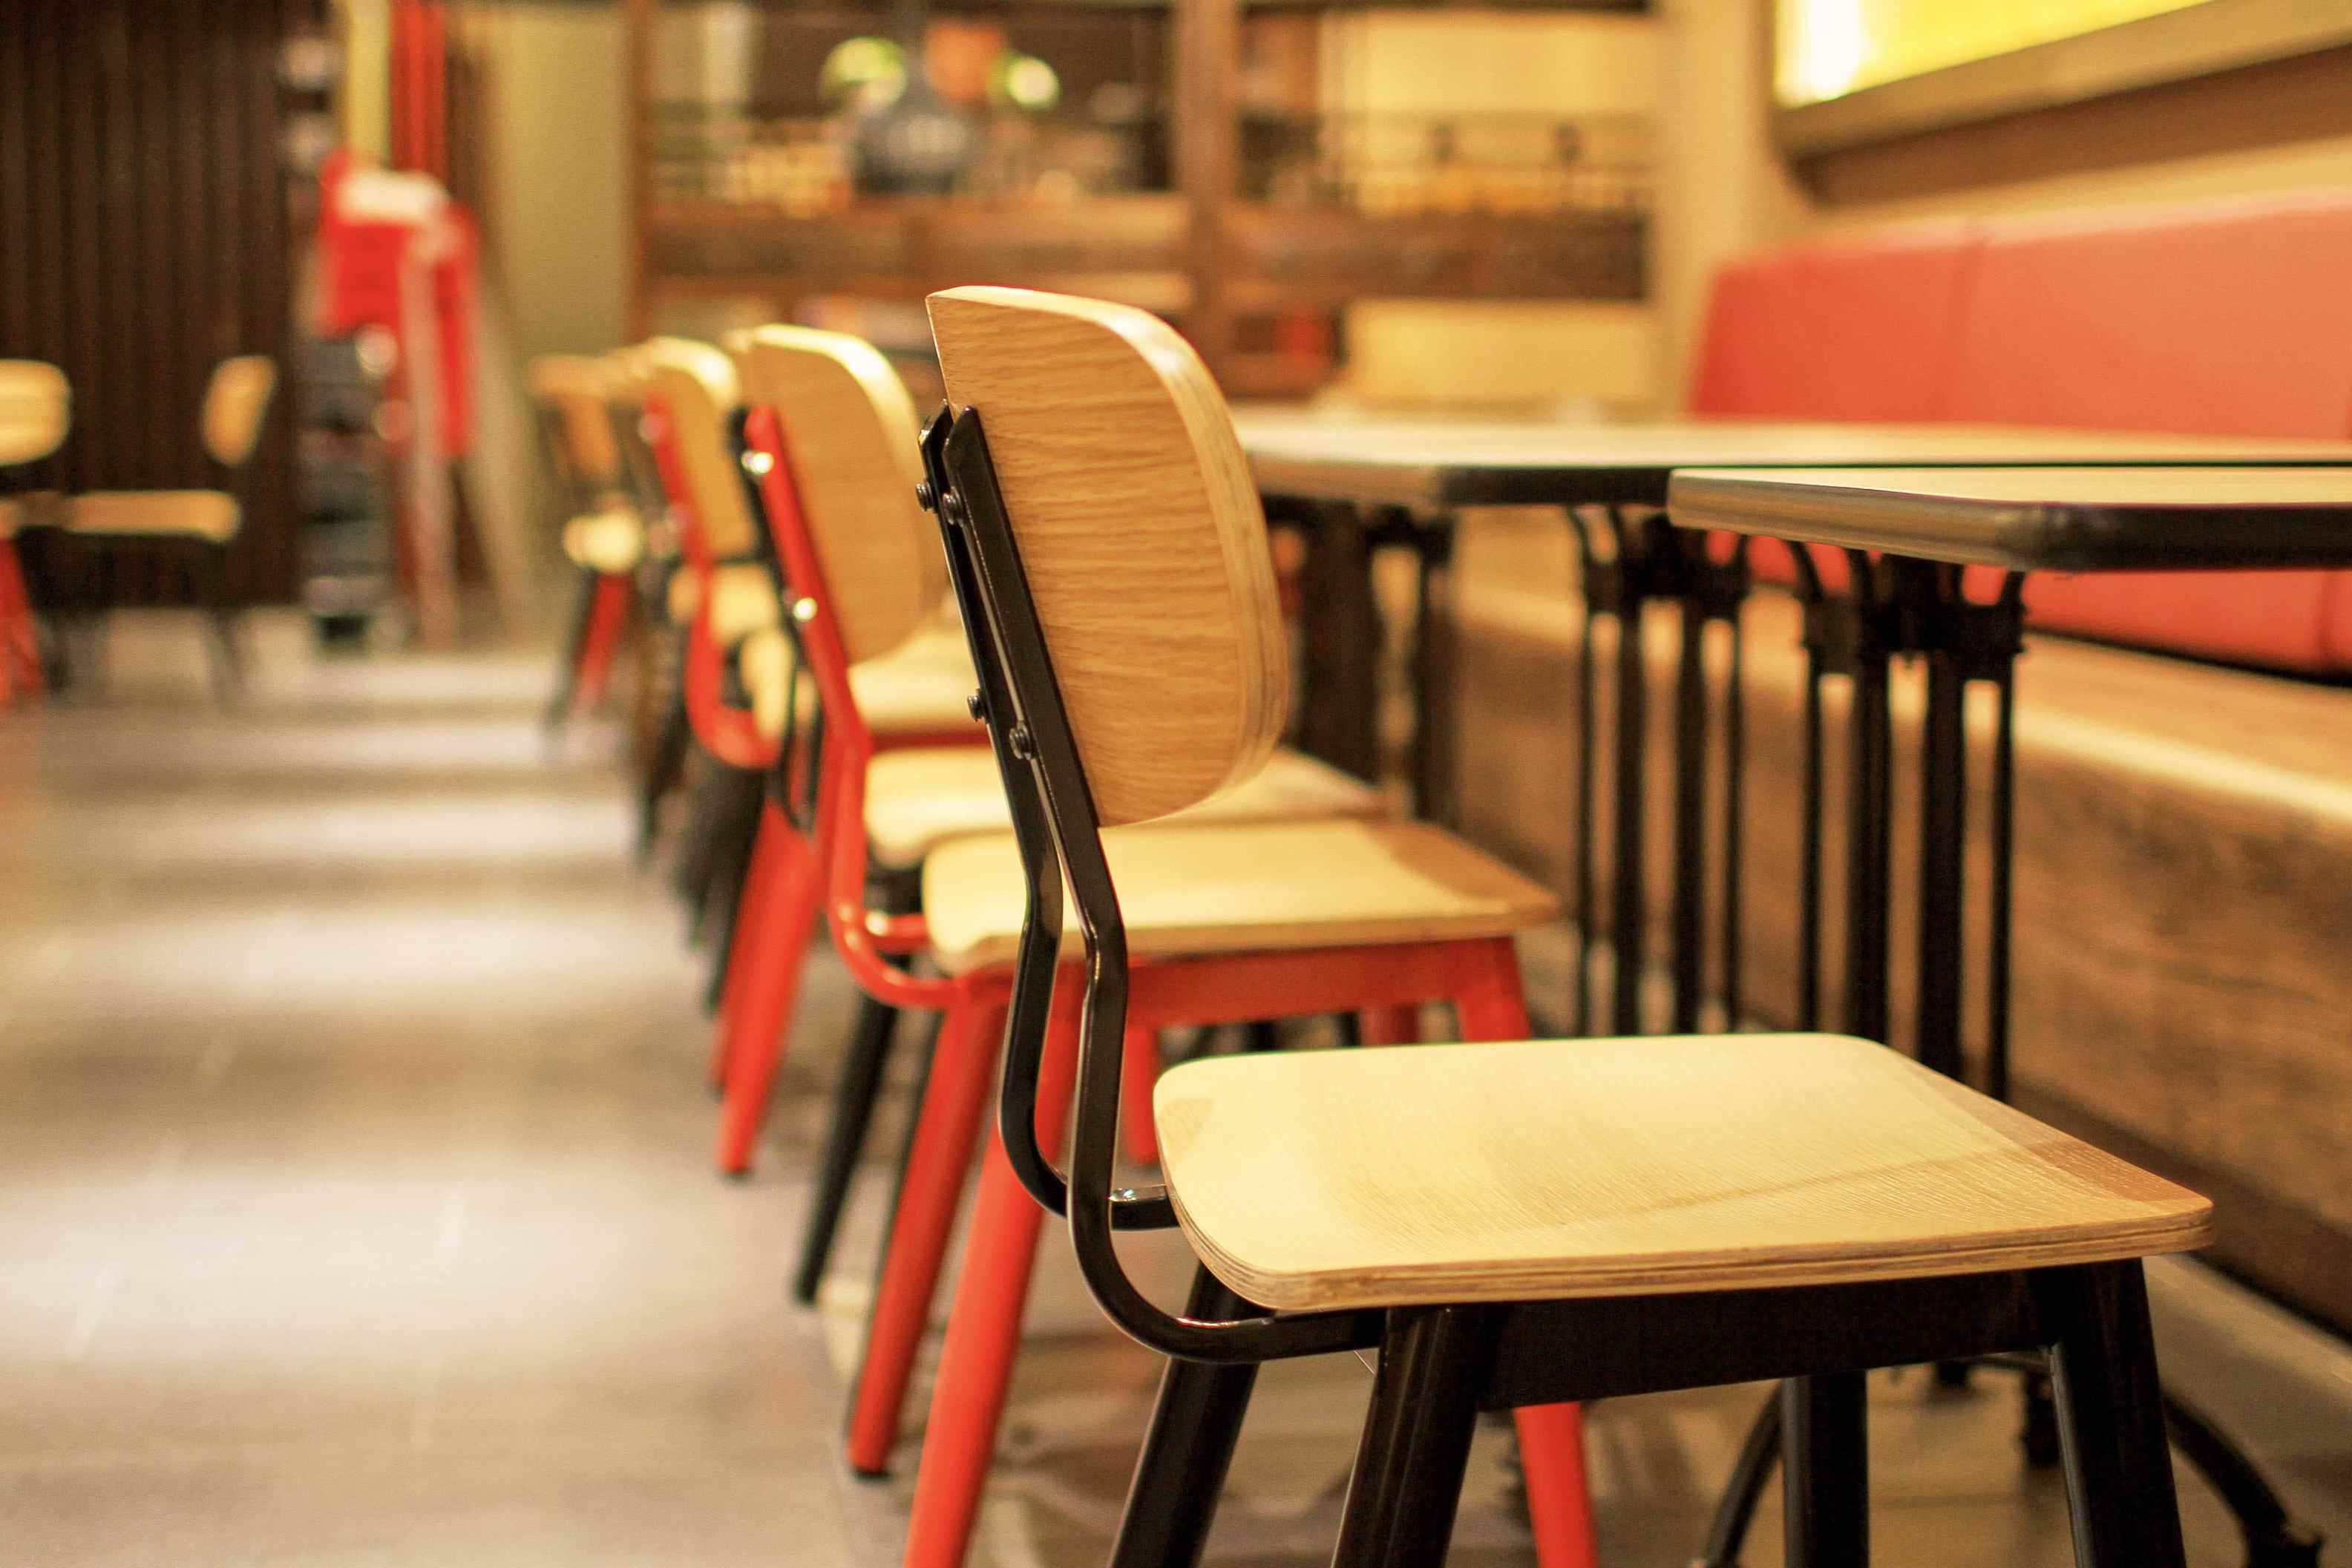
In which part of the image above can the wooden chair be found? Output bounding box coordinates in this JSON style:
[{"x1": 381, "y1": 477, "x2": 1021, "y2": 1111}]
[
  {"x1": 912, "y1": 286, "x2": 2214, "y2": 1568},
  {"x1": 530, "y1": 353, "x2": 643, "y2": 730},
  {"x1": 756, "y1": 296, "x2": 1588, "y2": 1568},
  {"x1": 706, "y1": 321, "x2": 1383, "y2": 1332},
  {"x1": 0, "y1": 360, "x2": 70, "y2": 703},
  {"x1": 65, "y1": 354, "x2": 274, "y2": 695}
]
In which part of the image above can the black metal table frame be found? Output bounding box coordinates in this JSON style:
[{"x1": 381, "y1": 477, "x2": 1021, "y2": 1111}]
[{"x1": 1271, "y1": 488, "x2": 2322, "y2": 1568}]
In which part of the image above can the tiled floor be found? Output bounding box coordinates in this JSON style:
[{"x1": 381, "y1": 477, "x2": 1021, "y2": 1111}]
[{"x1": 1, "y1": 613, "x2": 2346, "y2": 1567}]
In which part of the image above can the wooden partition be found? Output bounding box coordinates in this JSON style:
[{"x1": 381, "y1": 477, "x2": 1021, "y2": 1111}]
[{"x1": 0, "y1": 0, "x2": 316, "y2": 604}]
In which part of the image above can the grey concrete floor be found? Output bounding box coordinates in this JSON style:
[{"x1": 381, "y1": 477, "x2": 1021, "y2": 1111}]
[{"x1": 1, "y1": 612, "x2": 2346, "y2": 1567}]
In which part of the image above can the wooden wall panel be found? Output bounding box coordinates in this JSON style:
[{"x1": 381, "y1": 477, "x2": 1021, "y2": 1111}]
[{"x1": 0, "y1": 0, "x2": 316, "y2": 604}]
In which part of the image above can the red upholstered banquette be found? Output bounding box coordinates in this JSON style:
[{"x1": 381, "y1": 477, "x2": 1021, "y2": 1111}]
[{"x1": 1689, "y1": 191, "x2": 2352, "y2": 673}]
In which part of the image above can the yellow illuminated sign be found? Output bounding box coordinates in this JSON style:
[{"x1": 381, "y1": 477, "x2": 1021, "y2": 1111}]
[{"x1": 1777, "y1": 0, "x2": 2215, "y2": 105}]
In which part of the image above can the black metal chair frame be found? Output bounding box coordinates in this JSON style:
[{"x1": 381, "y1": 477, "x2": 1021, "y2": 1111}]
[{"x1": 917, "y1": 398, "x2": 2190, "y2": 1568}]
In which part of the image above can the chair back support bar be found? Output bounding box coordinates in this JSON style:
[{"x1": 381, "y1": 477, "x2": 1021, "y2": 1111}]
[
  {"x1": 640, "y1": 337, "x2": 757, "y2": 559},
  {"x1": 926, "y1": 286, "x2": 1288, "y2": 828},
  {"x1": 737, "y1": 326, "x2": 946, "y2": 666},
  {"x1": 201, "y1": 355, "x2": 277, "y2": 469},
  {"x1": 918, "y1": 289, "x2": 1376, "y2": 1367}
]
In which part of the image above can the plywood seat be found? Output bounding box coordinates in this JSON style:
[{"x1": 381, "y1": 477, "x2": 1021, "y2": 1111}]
[
  {"x1": 738, "y1": 623, "x2": 980, "y2": 744},
  {"x1": 666, "y1": 562, "x2": 779, "y2": 643},
  {"x1": 1155, "y1": 1031, "x2": 2214, "y2": 1313},
  {"x1": 866, "y1": 744, "x2": 1384, "y2": 869},
  {"x1": 920, "y1": 818, "x2": 1560, "y2": 974},
  {"x1": 68, "y1": 490, "x2": 240, "y2": 544},
  {"x1": 560, "y1": 505, "x2": 644, "y2": 574}
]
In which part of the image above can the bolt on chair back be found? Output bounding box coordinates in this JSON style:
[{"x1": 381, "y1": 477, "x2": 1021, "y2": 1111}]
[{"x1": 921, "y1": 283, "x2": 2213, "y2": 1568}]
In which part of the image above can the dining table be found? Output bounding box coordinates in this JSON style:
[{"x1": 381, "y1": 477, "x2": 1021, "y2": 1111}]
[
  {"x1": 1657, "y1": 462, "x2": 2352, "y2": 1568},
  {"x1": 1234, "y1": 414, "x2": 2352, "y2": 1044}
]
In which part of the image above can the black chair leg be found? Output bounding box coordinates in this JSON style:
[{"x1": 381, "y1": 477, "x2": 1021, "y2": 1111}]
[
  {"x1": 2042, "y1": 1262, "x2": 2188, "y2": 1568},
  {"x1": 699, "y1": 767, "x2": 766, "y2": 1013},
  {"x1": 1332, "y1": 1305, "x2": 1497, "y2": 1568},
  {"x1": 1697, "y1": 1385, "x2": 1782, "y2": 1568},
  {"x1": 790, "y1": 994, "x2": 903, "y2": 1304},
  {"x1": 1108, "y1": 1269, "x2": 1262, "y2": 1568},
  {"x1": 204, "y1": 545, "x2": 243, "y2": 701},
  {"x1": 638, "y1": 682, "x2": 691, "y2": 862},
  {"x1": 546, "y1": 567, "x2": 600, "y2": 731},
  {"x1": 1783, "y1": 1372, "x2": 1868, "y2": 1568}
]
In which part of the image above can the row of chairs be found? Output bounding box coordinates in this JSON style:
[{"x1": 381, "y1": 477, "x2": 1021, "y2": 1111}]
[
  {"x1": 0, "y1": 356, "x2": 276, "y2": 703},
  {"x1": 534, "y1": 295, "x2": 2207, "y2": 1568}
]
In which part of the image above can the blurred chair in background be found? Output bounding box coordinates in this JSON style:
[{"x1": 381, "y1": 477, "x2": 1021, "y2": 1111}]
[
  {"x1": 65, "y1": 354, "x2": 275, "y2": 699},
  {"x1": 530, "y1": 352, "x2": 646, "y2": 732}
]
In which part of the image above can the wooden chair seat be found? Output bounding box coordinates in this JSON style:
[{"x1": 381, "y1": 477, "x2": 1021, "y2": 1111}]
[
  {"x1": 738, "y1": 624, "x2": 980, "y2": 745},
  {"x1": 1154, "y1": 1031, "x2": 2215, "y2": 1313},
  {"x1": 560, "y1": 506, "x2": 644, "y2": 574},
  {"x1": 865, "y1": 744, "x2": 1385, "y2": 870},
  {"x1": 68, "y1": 491, "x2": 240, "y2": 544},
  {"x1": 666, "y1": 562, "x2": 779, "y2": 643},
  {"x1": 920, "y1": 819, "x2": 1560, "y2": 975}
]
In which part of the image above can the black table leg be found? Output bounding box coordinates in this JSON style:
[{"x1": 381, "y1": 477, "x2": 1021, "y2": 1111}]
[
  {"x1": 1408, "y1": 511, "x2": 1460, "y2": 826},
  {"x1": 1295, "y1": 502, "x2": 1383, "y2": 785},
  {"x1": 1783, "y1": 1371, "x2": 1869, "y2": 1568}
]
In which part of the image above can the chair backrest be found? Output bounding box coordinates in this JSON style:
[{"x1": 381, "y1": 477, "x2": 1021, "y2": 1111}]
[
  {"x1": 639, "y1": 336, "x2": 758, "y2": 558},
  {"x1": 0, "y1": 360, "x2": 70, "y2": 467},
  {"x1": 926, "y1": 286, "x2": 1287, "y2": 828},
  {"x1": 201, "y1": 355, "x2": 277, "y2": 468},
  {"x1": 735, "y1": 325, "x2": 946, "y2": 667},
  {"x1": 529, "y1": 353, "x2": 621, "y2": 488}
]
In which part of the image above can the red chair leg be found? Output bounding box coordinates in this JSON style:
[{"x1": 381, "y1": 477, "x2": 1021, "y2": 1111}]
[
  {"x1": 898, "y1": 994, "x2": 1083, "y2": 1568},
  {"x1": 1454, "y1": 936, "x2": 1599, "y2": 1568},
  {"x1": 845, "y1": 997, "x2": 1009, "y2": 1475},
  {"x1": 708, "y1": 802, "x2": 791, "y2": 1090},
  {"x1": 1118, "y1": 1024, "x2": 1159, "y2": 1166},
  {"x1": 712, "y1": 807, "x2": 824, "y2": 1175},
  {"x1": 1357, "y1": 1003, "x2": 1421, "y2": 1045},
  {"x1": 572, "y1": 573, "x2": 631, "y2": 712},
  {"x1": 0, "y1": 539, "x2": 39, "y2": 698}
]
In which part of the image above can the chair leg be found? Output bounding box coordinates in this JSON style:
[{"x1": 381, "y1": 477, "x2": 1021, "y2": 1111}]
[
  {"x1": 203, "y1": 545, "x2": 243, "y2": 702},
  {"x1": 0, "y1": 539, "x2": 44, "y2": 698},
  {"x1": 574, "y1": 573, "x2": 632, "y2": 712},
  {"x1": 845, "y1": 998, "x2": 1009, "y2": 1476},
  {"x1": 1107, "y1": 1267, "x2": 1262, "y2": 1568},
  {"x1": 1782, "y1": 1372, "x2": 1869, "y2": 1568},
  {"x1": 712, "y1": 810, "x2": 824, "y2": 1175},
  {"x1": 546, "y1": 567, "x2": 600, "y2": 729},
  {"x1": 791, "y1": 993, "x2": 903, "y2": 1304},
  {"x1": 638, "y1": 649, "x2": 692, "y2": 861},
  {"x1": 897, "y1": 994, "x2": 1084, "y2": 1568},
  {"x1": 1452, "y1": 939, "x2": 1600, "y2": 1568},
  {"x1": 698, "y1": 767, "x2": 767, "y2": 1011},
  {"x1": 1332, "y1": 1305, "x2": 1497, "y2": 1568},
  {"x1": 1357, "y1": 1004, "x2": 1421, "y2": 1046},
  {"x1": 1695, "y1": 1385, "x2": 1782, "y2": 1568},
  {"x1": 1120, "y1": 1023, "x2": 1160, "y2": 1166},
  {"x1": 2041, "y1": 1262, "x2": 2187, "y2": 1568},
  {"x1": 708, "y1": 804, "x2": 792, "y2": 1091}
]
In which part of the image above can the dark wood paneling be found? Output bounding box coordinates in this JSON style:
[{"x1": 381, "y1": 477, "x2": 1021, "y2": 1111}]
[{"x1": 0, "y1": 0, "x2": 315, "y2": 604}]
